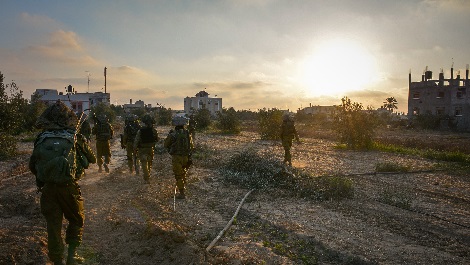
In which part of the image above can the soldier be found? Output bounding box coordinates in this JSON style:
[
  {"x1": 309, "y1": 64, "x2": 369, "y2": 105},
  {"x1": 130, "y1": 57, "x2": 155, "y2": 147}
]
[
  {"x1": 29, "y1": 101, "x2": 96, "y2": 265},
  {"x1": 280, "y1": 114, "x2": 300, "y2": 166},
  {"x1": 91, "y1": 114, "x2": 114, "y2": 173},
  {"x1": 188, "y1": 113, "x2": 196, "y2": 141},
  {"x1": 164, "y1": 116, "x2": 194, "y2": 199},
  {"x1": 133, "y1": 114, "x2": 159, "y2": 184},
  {"x1": 121, "y1": 114, "x2": 141, "y2": 173}
]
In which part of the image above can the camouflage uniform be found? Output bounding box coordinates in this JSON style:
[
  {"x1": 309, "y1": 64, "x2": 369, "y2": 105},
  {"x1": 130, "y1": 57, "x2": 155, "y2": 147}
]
[
  {"x1": 164, "y1": 120, "x2": 194, "y2": 199},
  {"x1": 188, "y1": 114, "x2": 196, "y2": 141},
  {"x1": 133, "y1": 115, "x2": 159, "y2": 183},
  {"x1": 280, "y1": 116, "x2": 299, "y2": 166},
  {"x1": 29, "y1": 101, "x2": 96, "y2": 265},
  {"x1": 92, "y1": 116, "x2": 114, "y2": 173},
  {"x1": 122, "y1": 116, "x2": 141, "y2": 173}
]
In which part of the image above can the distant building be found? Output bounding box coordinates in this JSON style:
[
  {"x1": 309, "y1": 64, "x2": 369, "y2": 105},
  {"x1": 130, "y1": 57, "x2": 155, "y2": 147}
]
[
  {"x1": 123, "y1": 99, "x2": 149, "y2": 112},
  {"x1": 408, "y1": 65, "x2": 470, "y2": 130},
  {"x1": 298, "y1": 104, "x2": 336, "y2": 116},
  {"x1": 33, "y1": 85, "x2": 110, "y2": 113},
  {"x1": 184, "y1": 90, "x2": 222, "y2": 116}
]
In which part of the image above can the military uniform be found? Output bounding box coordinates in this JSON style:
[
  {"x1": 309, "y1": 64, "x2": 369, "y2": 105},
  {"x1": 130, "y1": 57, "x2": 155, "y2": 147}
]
[
  {"x1": 92, "y1": 116, "x2": 113, "y2": 173},
  {"x1": 188, "y1": 114, "x2": 196, "y2": 141},
  {"x1": 134, "y1": 116, "x2": 159, "y2": 183},
  {"x1": 280, "y1": 116, "x2": 299, "y2": 166},
  {"x1": 29, "y1": 101, "x2": 96, "y2": 265},
  {"x1": 122, "y1": 116, "x2": 141, "y2": 173},
  {"x1": 164, "y1": 118, "x2": 194, "y2": 199}
]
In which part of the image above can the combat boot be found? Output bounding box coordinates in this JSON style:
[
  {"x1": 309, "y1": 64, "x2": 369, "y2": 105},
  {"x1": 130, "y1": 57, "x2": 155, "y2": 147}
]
[
  {"x1": 104, "y1": 163, "x2": 109, "y2": 173},
  {"x1": 176, "y1": 191, "x2": 185, "y2": 199},
  {"x1": 66, "y1": 243, "x2": 84, "y2": 265}
]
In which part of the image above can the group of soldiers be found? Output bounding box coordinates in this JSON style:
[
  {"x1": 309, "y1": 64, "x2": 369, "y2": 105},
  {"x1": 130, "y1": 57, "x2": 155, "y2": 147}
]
[
  {"x1": 28, "y1": 101, "x2": 299, "y2": 264},
  {"x1": 28, "y1": 101, "x2": 195, "y2": 264}
]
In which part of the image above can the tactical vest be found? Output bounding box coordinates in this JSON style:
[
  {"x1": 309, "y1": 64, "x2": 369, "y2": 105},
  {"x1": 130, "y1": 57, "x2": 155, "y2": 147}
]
[
  {"x1": 282, "y1": 120, "x2": 296, "y2": 136},
  {"x1": 95, "y1": 122, "x2": 111, "y2": 140},
  {"x1": 124, "y1": 122, "x2": 140, "y2": 140},
  {"x1": 140, "y1": 127, "x2": 156, "y2": 144},
  {"x1": 168, "y1": 129, "x2": 190, "y2": 156},
  {"x1": 33, "y1": 130, "x2": 76, "y2": 183}
]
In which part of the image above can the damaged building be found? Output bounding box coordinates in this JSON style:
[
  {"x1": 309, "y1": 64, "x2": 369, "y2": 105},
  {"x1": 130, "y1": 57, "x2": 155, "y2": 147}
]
[{"x1": 408, "y1": 64, "x2": 470, "y2": 131}]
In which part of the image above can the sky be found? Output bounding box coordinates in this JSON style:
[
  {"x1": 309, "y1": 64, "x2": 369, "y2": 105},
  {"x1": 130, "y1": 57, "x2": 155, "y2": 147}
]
[{"x1": 1, "y1": 0, "x2": 470, "y2": 113}]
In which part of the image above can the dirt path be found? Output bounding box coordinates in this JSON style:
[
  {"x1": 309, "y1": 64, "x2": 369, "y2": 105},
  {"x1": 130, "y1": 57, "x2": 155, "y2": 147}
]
[{"x1": 1, "y1": 128, "x2": 469, "y2": 264}]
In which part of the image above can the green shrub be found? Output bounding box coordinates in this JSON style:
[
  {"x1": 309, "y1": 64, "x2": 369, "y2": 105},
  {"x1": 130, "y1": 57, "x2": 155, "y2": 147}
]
[
  {"x1": 0, "y1": 134, "x2": 17, "y2": 160},
  {"x1": 222, "y1": 149, "x2": 353, "y2": 200},
  {"x1": 216, "y1": 107, "x2": 240, "y2": 134},
  {"x1": 258, "y1": 108, "x2": 283, "y2": 140},
  {"x1": 194, "y1": 108, "x2": 212, "y2": 130},
  {"x1": 333, "y1": 97, "x2": 377, "y2": 149}
]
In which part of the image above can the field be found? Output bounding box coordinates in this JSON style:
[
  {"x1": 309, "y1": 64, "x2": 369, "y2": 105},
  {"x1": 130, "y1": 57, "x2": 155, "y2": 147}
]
[{"x1": 1, "y1": 124, "x2": 469, "y2": 264}]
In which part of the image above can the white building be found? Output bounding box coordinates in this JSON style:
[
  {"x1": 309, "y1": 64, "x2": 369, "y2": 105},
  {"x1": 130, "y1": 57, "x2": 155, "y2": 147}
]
[
  {"x1": 183, "y1": 90, "x2": 222, "y2": 116},
  {"x1": 33, "y1": 85, "x2": 110, "y2": 113}
]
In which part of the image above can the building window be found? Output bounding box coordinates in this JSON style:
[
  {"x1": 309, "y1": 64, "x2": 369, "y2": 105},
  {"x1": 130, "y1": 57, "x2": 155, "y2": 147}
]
[
  {"x1": 455, "y1": 107, "x2": 463, "y2": 116},
  {"x1": 436, "y1": 107, "x2": 445, "y2": 115},
  {"x1": 413, "y1": 92, "x2": 420, "y2": 99},
  {"x1": 437, "y1": 91, "x2": 444, "y2": 98},
  {"x1": 457, "y1": 88, "x2": 466, "y2": 99}
]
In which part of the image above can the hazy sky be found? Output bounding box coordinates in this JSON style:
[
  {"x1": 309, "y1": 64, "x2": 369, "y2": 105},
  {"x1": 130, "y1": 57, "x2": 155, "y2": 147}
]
[{"x1": 1, "y1": 0, "x2": 469, "y2": 113}]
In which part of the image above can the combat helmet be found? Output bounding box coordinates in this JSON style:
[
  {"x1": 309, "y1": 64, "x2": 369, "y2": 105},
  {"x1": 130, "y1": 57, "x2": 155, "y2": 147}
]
[
  {"x1": 141, "y1": 114, "x2": 155, "y2": 126},
  {"x1": 172, "y1": 115, "x2": 189, "y2": 126},
  {"x1": 35, "y1": 100, "x2": 78, "y2": 130}
]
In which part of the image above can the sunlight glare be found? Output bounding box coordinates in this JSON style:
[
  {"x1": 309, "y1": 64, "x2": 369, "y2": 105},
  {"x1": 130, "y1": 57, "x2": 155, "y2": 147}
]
[{"x1": 299, "y1": 39, "x2": 378, "y2": 97}]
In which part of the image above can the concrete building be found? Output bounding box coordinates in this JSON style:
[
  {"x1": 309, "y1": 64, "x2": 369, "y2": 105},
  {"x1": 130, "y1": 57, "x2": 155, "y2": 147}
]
[
  {"x1": 408, "y1": 65, "x2": 470, "y2": 130},
  {"x1": 299, "y1": 104, "x2": 336, "y2": 116},
  {"x1": 33, "y1": 85, "x2": 110, "y2": 113},
  {"x1": 122, "y1": 99, "x2": 148, "y2": 112},
  {"x1": 183, "y1": 90, "x2": 222, "y2": 116}
]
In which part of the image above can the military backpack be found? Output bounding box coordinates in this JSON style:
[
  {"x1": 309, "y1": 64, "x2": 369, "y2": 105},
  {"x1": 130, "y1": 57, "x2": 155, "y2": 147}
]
[
  {"x1": 32, "y1": 130, "x2": 77, "y2": 184},
  {"x1": 282, "y1": 120, "x2": 296, "y2": 136},
  {"x1": 166, "y1": 129, "x2": 190, "y2": 156},
  {"x1": 95, "y1": 122, "x2": 112, "y2": 140}
]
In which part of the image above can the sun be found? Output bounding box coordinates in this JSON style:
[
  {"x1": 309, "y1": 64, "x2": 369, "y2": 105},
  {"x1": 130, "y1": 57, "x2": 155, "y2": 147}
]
[{"x1": 298, "y1": 39, "x2": 378, "y2": 97}]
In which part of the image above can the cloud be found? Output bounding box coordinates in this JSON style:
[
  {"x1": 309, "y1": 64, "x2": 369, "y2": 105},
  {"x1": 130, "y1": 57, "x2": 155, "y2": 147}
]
[
  {"x1": 24, "y1": 30, "x2": 100, "y2": 66},
  {"x1": 20, "y1": 12, "x2": 63, "y2": 30}
]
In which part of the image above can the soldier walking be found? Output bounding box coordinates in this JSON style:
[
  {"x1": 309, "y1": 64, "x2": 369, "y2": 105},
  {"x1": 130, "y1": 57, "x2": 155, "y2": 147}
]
[
  {"x1": 280, "y1": 114, "x2": 300, "y2": 166},
  {"x1": 29, "y1": 101, "x2": 96, "y2": 265},
  {"x1": 164, "y1": 116, "x2": 194, "y2": 199},
  {"x1": 121, "y1": 114, "x2": 141, "y2": 173},
  {"x1": 134, "y1": 114, "x2": 159, "y2": 184},
  {"x1": 92, "y1": 114, "x2": 114, "y2": 173}
]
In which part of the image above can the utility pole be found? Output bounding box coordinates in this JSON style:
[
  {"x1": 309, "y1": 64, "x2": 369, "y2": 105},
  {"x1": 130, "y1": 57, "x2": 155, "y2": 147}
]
[
  {"x1": 85, "y1": 71, "x2": 90, "y2": 92},
  {"x1": 104, "y1": 66, "x2": 107, "y2": 94}
]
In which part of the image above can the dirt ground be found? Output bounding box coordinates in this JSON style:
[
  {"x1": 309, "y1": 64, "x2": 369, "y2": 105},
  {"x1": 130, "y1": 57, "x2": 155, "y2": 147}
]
[{"x1": 1, "y1": 126, "x2": 469, "y2": 264}]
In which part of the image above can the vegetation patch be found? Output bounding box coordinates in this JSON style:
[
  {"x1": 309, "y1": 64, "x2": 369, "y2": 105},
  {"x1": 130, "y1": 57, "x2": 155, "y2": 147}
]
[
  {"x1": 221, "y1": 149, "x2": 353, "y2": 201},
  {"x1": 239, "y1": 212, "x2": 378, "y2": 265},
  {"x1": 378, "y1": 188, "x2": 412, "y2": 210},
  {"x1": 375, "y1": 162, "x2": 410, "y2": 172},
  {"x1": 373, "y1": 142, "x2": 470, "y2": 163},
  {"x1": 0, "y1": 134, "x2": 17, "y2": 160}
]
